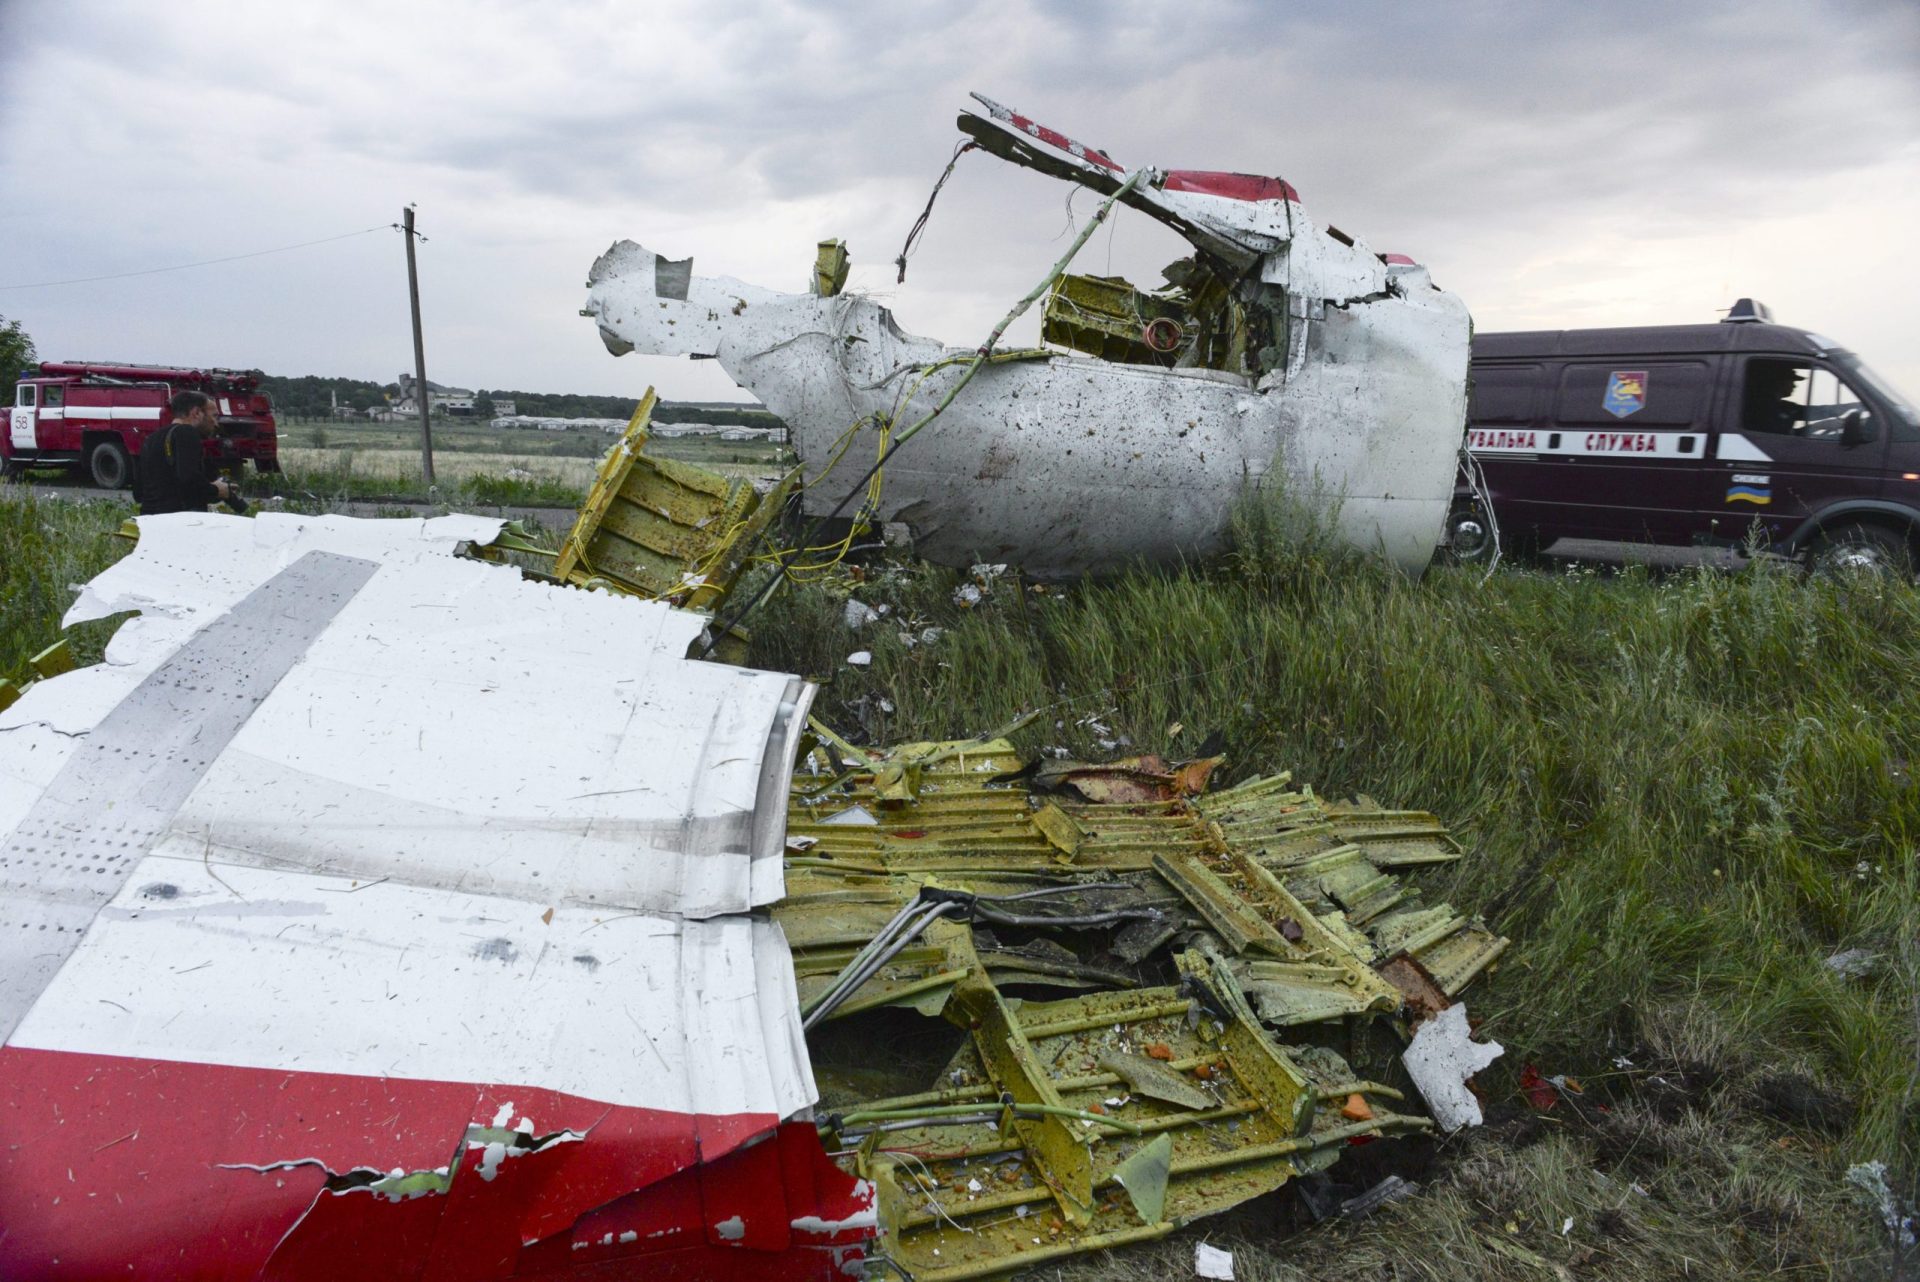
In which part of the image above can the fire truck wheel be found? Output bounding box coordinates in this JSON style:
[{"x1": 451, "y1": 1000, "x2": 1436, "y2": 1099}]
[
  {"x1": 88, "y1": 440, "x2": 133, "y2": 490},
  {"x1": 1807, "y1": 522, "x2": 1914, "y2": 578}
]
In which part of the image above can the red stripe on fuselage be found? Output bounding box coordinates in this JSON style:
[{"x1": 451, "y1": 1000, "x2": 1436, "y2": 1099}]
[
  {"x1": 1162, "y1": 170, "x2": 1301, "y2": 203},
  {"x1": 0, "y1": 1047, "x2": 866, "y2": 1281},
  {"x1": 1006, "y1": 111, "x2": 1122, "y2": 170}
]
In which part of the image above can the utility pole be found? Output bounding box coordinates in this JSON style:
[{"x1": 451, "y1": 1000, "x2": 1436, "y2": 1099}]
[{"x1": 402, "y1": 204, "x2": 435, "y2": 486}]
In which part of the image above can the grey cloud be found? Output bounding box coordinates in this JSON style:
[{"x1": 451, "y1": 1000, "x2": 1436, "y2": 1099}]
[{"x1": 1, "y1": 0, "x2": 1914, "y2": 399}]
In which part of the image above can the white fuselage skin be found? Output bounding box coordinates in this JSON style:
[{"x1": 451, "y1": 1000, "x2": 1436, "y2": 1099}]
[{"x1": 584, "y1": 228, "x2": 1468, "y2": 578}]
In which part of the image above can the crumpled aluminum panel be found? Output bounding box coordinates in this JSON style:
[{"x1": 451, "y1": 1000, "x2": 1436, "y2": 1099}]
[{"x1": 0, "y1": 513, "x2": 858, "y2": 1281}]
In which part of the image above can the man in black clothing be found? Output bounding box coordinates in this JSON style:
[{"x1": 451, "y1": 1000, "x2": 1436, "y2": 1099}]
[{"x1": 136, "y1": 391, "x2": 237, "y2": 515}]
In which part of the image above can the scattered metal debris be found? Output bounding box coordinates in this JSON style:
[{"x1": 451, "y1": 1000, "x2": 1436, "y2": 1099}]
[
  {"x1": 1846, "y1": 1160, "x2": 1918, "y2": 1251},
  {"x1": 1339, "y1": 1174, "x2": 1421, "y2": 1221},
  {"x1": 1404, "y1": 1005, "x2": 1505, "y2": 1131},
  {"x1": 1, "y1": 512, "x2": 1511, "y2": 1279},
  {"x1": 583, "y1": 91, "x2": 1471, "y2": 578},
  {"x1": 1824, "y1": 947, "x2": 1879, "y2": 980},
  {"x1": 0, "y1": 636, "x2": 73, "y2": 713},
  {"x1": 1196, "y1": 1241, "x2": 1237, "y2": 1279},
  {"x1": 782, "y1": 731, "x2": 1508, "y2": 1277}
]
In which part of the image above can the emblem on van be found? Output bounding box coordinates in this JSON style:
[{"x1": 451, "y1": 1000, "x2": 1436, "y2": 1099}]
[{"x1": 1603, "y1": 370, "x2": 1648, "y2": 418}]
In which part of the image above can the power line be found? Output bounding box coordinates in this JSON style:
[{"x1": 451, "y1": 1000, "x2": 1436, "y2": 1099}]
[{"x1": 0, "y1": 224, "x2": 397, "y2": 291}]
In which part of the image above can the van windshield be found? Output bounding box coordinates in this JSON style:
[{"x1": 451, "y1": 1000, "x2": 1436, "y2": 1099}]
[{"x1": 1833, "y1": 350, "x2": 1917, "y2": 432}]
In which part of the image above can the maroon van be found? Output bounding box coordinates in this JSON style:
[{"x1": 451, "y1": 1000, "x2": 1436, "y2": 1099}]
[{"x1": 1450, "y1": 301, "x2": 1920, "y2": 572}]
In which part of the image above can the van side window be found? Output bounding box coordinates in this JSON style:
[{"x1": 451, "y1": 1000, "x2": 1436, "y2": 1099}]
[
  {"x1": 1554, "y1": 362, "x2": 1708, "y2": 426},
  {"x1": 1742, "y1": 360, "x2": 1873, "y2": 439},
  {"x1": 1468, "y1": 366, "x2": 1537, "y2": 424}
]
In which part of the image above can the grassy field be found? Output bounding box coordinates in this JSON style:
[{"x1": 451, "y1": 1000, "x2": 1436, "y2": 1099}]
[
  {"x1": 261, "y1": 417, "x2": 790, "y2": 505},
  {"x1": 0, "y1": 489, "x2": 136, "y2": 676},
  {"x1": 745, "y1": 497, "x2": 1919, "y2": 1280},
  {"x1": 4, "y1": 418, "x2": 791, "y2": 508},
  {"x1": 2, "y1": 485, "x2": 1913, "y2": 1278}
]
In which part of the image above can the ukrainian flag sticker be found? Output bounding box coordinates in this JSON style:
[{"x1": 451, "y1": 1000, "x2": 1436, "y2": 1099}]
[{"x1": 1726, "y1": 473, "x2": 1772, "y2": 504}]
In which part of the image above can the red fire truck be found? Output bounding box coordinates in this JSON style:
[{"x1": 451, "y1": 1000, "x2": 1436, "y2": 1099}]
[{"x1": 5, "y1": 362, "x2": 280, "y2": 489}]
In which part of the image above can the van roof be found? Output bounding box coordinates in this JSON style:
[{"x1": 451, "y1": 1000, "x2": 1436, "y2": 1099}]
[{"x1": 1473, "y1": 322, "x2": 1827, "y2": 361}]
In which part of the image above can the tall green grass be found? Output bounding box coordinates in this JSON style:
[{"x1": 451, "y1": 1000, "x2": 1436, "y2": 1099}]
[
  {"x1": 751, "y1": 493, "x2": 1918, "y2": 1277},
  {"x1": 0, "y1": 488, "x2": 136, "y2": 673}
]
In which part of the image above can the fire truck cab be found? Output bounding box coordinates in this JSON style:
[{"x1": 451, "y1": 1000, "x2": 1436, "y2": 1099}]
[{"x1": 5, "y1": 362, "x2": 279, "y2": 490}]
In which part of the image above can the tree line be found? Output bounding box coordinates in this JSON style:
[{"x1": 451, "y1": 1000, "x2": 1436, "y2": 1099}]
[{"x1": 0, "y1": 319, "x2": 777, "y2": 428}]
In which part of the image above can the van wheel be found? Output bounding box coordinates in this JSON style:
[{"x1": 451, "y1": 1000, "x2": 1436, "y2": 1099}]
[
  {"x1": 1444, "y1": 499, "x2": 1498, "y2": 563},
  {"x1": 88, "y1": 440, "x2": 133, "y2": 490},
  {"x1": 1807, "y1": 523, "x2": 1913, "y2": 577}
]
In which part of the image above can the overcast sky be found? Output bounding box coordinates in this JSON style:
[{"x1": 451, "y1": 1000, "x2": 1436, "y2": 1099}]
[{"x1": 2, "y1": 0, "x2": 1915, "y2": 403}]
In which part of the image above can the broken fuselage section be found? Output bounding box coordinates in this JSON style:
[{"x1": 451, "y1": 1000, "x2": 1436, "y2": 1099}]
[{"x1": 584, "y1": 93, "x2": 1471, "y2": 577}]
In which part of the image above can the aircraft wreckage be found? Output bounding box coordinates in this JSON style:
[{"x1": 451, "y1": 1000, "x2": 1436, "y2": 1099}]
[
  {"x1": 0, "y1": 501, "x2": 1510, "y2": 1280},
  {"x1": 583, "y1": 92, "x2": 1472, "y2": 577}
]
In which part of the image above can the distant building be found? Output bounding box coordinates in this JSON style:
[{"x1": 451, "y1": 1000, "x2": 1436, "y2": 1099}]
[
  {"x1": 492, "y1": 398, "x2": 517, "y2": 416},
  {"x1": 492, "y1": 415, "x2": 627, "y2": 433},
  {"x1": 394, "y1": 373, "x2": 475, "y2": 416}
]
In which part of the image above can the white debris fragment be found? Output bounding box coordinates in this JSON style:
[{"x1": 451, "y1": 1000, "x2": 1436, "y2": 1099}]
[
  {"x1": 844, "y1": 600, "x2": 880, "y2": 630},
  {"x1": 1401, "y1": 1003, "x2": 1503, "y2": 1131},
  {"x1": 786, "y1": 835, "x2": 819, "y2": 851},
  {"x1": 846, "y1": 650, "x2": 872, "y2": 667},
  {"x1": 1824, "y1": 948, "x2": 1878, "y2": 979},
  {"x1": 969, "y1": 563, "x2": 1008, "y2": 581},
  {"x1": 953, "y1": 584, "x2": 983, "y2": 608},
  {"x1": 714, "y1": 1214, "x2": 746, "y2": 1241},
  {"x1": 966, "y1": 1178, "x2": 983, "y2": 1194},
  {"x1": 1195, "y1": 1242, "x2": 1235, "y2": 1279},
  {"x1": 1847, "y1": 1161, "x2": 1917, "y2": 1249},
  {"x1": 821, "y1": 805, "x2": 879, "y2": 827}
]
